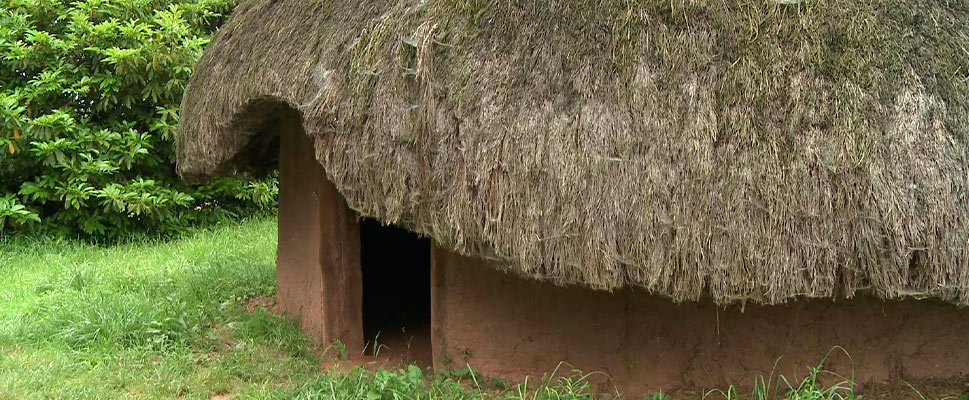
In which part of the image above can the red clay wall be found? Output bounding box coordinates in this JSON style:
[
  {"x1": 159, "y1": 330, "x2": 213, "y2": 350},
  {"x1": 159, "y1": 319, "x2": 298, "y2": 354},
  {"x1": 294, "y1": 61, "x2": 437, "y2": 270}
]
[
  {"x1": 431, "y1": 248, "x2": 969, "y2": 394},
  {"x1": 276, "y1": 116, "x2": 364, "y2": 352}
]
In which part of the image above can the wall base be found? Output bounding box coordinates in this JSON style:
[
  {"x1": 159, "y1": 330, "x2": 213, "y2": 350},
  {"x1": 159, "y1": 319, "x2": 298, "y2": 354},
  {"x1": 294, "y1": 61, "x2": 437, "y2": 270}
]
[{"x1": 431, "y1": 248, "x2": 969, "y2": 394}]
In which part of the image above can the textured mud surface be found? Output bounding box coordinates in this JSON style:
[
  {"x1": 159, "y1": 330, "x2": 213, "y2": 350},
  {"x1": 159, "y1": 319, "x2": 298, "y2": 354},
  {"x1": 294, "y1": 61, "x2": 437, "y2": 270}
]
[
  {"x1": 433, "y1": 249, "x2": 969, "y2": 394},
  {"x1": 276, "y1": 115, "x2": 363, "y2": 350}
]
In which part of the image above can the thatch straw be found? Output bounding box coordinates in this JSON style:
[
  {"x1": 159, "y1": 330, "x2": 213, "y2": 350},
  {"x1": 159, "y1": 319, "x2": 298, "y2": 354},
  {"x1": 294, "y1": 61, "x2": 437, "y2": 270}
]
[{"x1": 176, "y1": 0, "x2": 969, "y2": 305}]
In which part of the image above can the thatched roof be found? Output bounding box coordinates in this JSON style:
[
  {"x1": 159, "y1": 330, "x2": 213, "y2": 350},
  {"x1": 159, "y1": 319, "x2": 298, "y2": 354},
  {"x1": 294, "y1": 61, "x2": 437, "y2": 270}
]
[{"x1": 176, "y1": 0, "x2": 969, "y2": 305}]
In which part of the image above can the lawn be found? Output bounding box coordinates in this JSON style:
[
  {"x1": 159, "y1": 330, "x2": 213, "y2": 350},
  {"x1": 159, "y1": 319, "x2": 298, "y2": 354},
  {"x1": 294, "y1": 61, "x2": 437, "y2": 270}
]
[
  {"x1": 0, "y1": 216, "x2": 954, "y2": 400},
  {"x1": 0, "y1": 216, "x2": 597, "y2": 400},
  {"x1": 0, "y1": 217, "x2": 316, "y2": 399}
]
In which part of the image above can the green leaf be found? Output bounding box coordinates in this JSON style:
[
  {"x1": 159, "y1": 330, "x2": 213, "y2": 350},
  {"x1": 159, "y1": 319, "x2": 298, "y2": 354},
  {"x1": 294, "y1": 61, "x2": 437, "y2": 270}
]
[{"x1": 0, "y1": 0, "x2": 274, "y2": 238}]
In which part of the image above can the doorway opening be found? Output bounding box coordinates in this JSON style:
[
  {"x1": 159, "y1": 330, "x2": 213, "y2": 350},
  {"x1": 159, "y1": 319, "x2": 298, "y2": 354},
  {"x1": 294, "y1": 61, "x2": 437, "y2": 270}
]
[{"x1": 359, "y1": 218, "x2": 432, "y2": 366}]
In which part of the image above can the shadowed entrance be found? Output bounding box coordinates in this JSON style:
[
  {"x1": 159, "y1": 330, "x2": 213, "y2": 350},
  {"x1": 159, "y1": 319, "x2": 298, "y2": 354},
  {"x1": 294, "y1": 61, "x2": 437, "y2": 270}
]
[{"x1": 360, "y1": 218, "x2": 432, "y2": 366}]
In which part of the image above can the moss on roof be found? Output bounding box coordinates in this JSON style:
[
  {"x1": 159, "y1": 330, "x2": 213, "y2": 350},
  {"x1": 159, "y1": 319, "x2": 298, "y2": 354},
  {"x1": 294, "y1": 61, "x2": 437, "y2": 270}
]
[{"x1": 176, "y1": 0, "x2": 969, "y2": 304}]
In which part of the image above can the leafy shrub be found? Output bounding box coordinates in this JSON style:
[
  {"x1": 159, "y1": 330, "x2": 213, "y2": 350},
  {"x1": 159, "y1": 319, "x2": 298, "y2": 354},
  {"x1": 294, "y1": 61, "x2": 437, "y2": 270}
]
[
  {"x1": 0, "y1": 194, "x2": 40, "y2": 233},
  {"x1": 0, "y1": 0, "x2": 275, "y2": 237}
]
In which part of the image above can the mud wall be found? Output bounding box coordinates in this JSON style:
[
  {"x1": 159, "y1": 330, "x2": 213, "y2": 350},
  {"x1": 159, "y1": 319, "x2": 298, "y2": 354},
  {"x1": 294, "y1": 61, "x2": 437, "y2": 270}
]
[
  {"x1": 431, "y1": 248, "x2": 969, "y2": 394},
  {"x1": 276, "y1": 115, "x2": 363, "y2": 352}
]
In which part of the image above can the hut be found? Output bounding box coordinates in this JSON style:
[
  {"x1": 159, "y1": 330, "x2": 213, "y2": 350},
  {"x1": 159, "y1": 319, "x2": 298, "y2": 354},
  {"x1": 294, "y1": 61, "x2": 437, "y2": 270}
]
[{"x1": 176, "y1": 0, "x2": 969, "y2": 394}]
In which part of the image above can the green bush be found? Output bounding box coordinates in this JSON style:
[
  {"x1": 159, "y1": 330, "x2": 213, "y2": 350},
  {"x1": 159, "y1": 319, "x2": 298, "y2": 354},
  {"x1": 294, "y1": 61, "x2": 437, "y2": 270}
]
[{"x1": 0, "y1": 0, "x2": 275, "y2": 237}]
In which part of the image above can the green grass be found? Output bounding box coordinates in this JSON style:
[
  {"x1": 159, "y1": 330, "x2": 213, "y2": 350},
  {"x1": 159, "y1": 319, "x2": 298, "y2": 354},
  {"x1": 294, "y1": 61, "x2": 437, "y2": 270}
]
[
  {"x1": 0, "y1": 217, "x2": 319, "y2": 399},
  {"x1": 0, "y1": 216, "x2": 599, "y2": 399},
  {"x1": 0, "y1": 216, "x2": 925, "y2": 399}
]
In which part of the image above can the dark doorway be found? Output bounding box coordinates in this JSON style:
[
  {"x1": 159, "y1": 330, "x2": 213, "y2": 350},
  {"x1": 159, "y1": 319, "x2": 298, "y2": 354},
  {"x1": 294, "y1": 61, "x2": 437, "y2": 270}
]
[{"x1": 359, "y1": 218, "x2": 432, "y2": 366}]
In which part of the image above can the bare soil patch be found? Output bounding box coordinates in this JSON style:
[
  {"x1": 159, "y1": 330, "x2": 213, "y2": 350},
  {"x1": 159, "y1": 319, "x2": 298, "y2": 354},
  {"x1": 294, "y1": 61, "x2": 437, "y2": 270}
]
[{"x1": 244, "y1": 296, "x2": 277, "y2": 313}]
